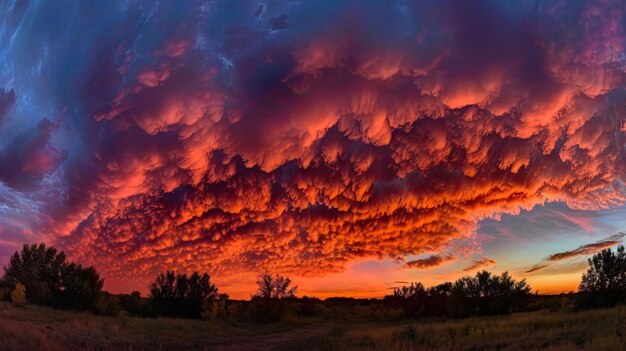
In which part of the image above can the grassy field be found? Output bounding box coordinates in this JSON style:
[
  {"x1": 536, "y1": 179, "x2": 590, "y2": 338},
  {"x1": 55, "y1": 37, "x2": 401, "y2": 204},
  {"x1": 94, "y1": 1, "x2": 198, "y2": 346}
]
[{"x1": 0, "y1": 302, "x2": 624, "y2": 350}]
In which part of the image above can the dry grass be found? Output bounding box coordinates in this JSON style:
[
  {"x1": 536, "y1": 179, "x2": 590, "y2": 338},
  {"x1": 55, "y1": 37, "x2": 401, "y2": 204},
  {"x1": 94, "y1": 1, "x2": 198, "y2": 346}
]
[
  {"x1": 0, "y1": 302, "x2": 624, "y2": 350},
  {"x1": 297, "y1": 305, "x2": 626, "y2": 351},
  {"x1": 0, "y1": 302, "x2": 292, "y2": 350}
]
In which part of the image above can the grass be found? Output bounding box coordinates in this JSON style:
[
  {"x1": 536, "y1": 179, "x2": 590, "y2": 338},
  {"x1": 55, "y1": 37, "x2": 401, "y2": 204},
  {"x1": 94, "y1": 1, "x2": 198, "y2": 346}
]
[
  {"x1": 295, "y1": 306, "x2": 626, "y2": 351},
  {"x1": 0, "y1": 302, "x2": 624, "y2": 350},
  {"x1": 0, "y1": 302, "x2": 291, "y2": 350}
]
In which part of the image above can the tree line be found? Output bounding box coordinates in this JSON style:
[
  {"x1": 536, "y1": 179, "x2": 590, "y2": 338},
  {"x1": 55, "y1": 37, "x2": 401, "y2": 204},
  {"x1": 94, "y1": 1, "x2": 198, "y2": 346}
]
[{"x1": 1, "y1": 243, "x2": 624, "y2": 323}]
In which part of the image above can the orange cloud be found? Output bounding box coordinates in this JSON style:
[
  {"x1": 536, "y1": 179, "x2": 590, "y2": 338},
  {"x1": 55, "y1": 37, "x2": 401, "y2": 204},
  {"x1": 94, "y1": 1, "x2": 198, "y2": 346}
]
[{"x1": 1, "y1": 1, "x2": 625, "y2": 297}]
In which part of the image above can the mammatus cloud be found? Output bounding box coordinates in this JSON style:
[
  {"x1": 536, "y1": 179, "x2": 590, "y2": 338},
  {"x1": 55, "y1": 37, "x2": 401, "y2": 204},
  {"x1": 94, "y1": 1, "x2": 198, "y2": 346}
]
[
  {"x1": 525, "y1": 233, "x2": 625, "y2": 273},
  {"x1": 461, "y1": 258, "x2": 497, "y2": 273},
  {"x1": 0, "y1": 1, "x2": 624, "y2": 292},
  {"x1": 406, "y1": 255, "x2": 455, "y2": 269}
]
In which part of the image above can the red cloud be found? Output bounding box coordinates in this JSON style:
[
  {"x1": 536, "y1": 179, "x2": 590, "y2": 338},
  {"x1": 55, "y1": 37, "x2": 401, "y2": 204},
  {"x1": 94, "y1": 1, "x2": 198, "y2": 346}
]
[{"x1": 1, "y1": 1, "x2": 623, "y2": 295}]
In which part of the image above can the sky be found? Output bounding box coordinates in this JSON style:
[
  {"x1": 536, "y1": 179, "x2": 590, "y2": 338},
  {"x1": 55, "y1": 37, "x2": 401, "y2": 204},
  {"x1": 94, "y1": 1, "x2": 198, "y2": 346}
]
[{"x1": 0, "y1": 0, "x2": 625, "y2": 300}]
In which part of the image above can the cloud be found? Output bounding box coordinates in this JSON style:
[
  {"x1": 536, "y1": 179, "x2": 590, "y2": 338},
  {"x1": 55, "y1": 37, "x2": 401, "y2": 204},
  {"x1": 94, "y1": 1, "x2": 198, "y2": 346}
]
[
  {"x1": 546, "y1": 233, "x2": 625, "y2": 261},
  {"x1": 406, "y1": 255, "x2": 455, "y2": 269},
  {"x1": 525, "y1": 233, "x2": 625, "y2": 274},
  {"x1": 0, "y1": 1, "x2": 624, "y2": 293},
  {"x1": 461, "y1": 258, "x2": 497, "y2": 273},
  {"x1": 525, "y1": 264, "x2": 551, "y2": 274},
  {"x1": 0, "y1": 87, "x2": 15, "y2": 126}
]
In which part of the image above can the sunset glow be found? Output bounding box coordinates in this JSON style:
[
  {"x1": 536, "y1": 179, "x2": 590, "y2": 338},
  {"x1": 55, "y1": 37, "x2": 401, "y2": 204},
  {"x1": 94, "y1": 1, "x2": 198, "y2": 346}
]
[{"x1": 1, "y1": 0, "x2": 625, "y2": 300}]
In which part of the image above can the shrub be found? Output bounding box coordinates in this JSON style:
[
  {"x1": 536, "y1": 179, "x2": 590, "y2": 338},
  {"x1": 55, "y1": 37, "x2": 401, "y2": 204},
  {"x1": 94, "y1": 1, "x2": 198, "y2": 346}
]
[
  {"x1": 201, "y1": 295, "x2": 230, "y2": 321},
  {"x1": 94, "y1": 292, "x2": 121, "y2": 316},
  {"x1": 0, "y1": 287, "x2": 10, "y2": 301},
  {"x1": 119, "y1": 291, "x2": 152, "y2": 317},
  {"x1": 10, "y1": 283, "x2": 26, "y2": 306},
  {"x1": 248, "y1": 298, "x2": 290, "y2": 324}
]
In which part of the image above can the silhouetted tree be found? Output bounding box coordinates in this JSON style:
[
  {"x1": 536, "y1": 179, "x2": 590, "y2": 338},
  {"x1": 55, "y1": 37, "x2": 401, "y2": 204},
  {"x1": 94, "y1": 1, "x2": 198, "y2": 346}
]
[
  {"x1": 56, "y1": 263, "x2": 104, "y2": 311},
  {"x1": 386, "y1": 271, "x2": 531, "y2": 318},
  {"x1": 577, "y1": 245, "x2": 626, "y2": 308},
  {"x1": 449, "y1": 271, "x2": 531, "y2": 316},
  {"x1": 253, "y1": 272, "x2": 297, "y2": 299},
  {"x1": 2, "y1": 243, "x2": 66, "y2": 305},
  {"x1": 2, "y1": 243, "x2": 106, "y2": 312},
  {"x1": 249, "y1": 272, "x2": 298, "y2": 323},
  {"x1": 384, "y1": 283, "x2": 428, "y2": 317},
  {"x1": 149, "y1": 271, "x2": 222, "y2": 318}
]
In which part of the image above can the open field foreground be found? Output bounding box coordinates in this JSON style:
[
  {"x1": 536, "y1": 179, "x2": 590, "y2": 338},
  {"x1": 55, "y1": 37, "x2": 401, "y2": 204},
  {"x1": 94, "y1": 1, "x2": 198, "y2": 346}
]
[{"x1": 0, "y1": 303, "x2": 623, "y2": 351}]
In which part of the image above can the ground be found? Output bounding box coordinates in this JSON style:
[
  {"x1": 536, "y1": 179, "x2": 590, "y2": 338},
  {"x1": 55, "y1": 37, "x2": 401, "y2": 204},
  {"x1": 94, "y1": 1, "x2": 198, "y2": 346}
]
[{"x1": 0, "y1": 303, "x2": 624, "y2": 350}]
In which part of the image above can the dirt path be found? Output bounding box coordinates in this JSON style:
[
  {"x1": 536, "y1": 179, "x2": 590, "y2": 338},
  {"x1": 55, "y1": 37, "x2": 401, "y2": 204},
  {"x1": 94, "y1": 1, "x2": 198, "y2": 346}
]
[{"x1": 212, "y1": 326, "x2": 329, "y2": 351}]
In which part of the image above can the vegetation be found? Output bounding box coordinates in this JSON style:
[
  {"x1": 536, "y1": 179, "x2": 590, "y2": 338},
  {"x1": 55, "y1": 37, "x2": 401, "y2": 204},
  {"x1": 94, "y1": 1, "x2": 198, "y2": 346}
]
[
  {"x1": 0, "y1": 242, "x2": 624, "y2": 350},
  {"x1": 578, "y1": 245, "x2": 626, "y2": 308},
  {"x1": 384, "y1": 271, "x2": 532, "y2": 318},
  {"x1": 1, "y1": 243, "x2": 107, "y2": 314},
  {"x1": 253, "y1": 272, "x2": 298, "y2": 299},
  {"x1": 10, "y1": 283, "x2": 26, "y2": 306},
  {"x1": 0, "y1": 302, "x2": 623, "y2": 350},
  {"x1": 148, "y1": 270, "x2": 226, "y2": 319}
]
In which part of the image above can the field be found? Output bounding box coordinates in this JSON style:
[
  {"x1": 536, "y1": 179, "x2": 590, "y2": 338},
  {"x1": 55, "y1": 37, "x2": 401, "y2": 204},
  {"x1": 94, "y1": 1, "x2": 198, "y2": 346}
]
[{"x1": 0, "y1": 302, "x2": 624, "y2": 351}]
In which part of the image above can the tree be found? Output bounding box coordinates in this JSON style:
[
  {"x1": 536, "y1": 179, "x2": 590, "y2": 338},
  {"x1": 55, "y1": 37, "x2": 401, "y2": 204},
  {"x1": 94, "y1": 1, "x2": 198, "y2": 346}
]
[
  {"x1": 384, "y1": 283, "x2": 428, "y2": 317},
  {"x1": 253, "y1": 272, "x2": 297, "y2": 299},
  {"x1": 149, "y1": 271, "x2": 222, "y2": 318},
  {"x1": 10, "y1": 283, "x2": 26, "y2": 306},
  {"x1": 578, "y1": 245, "x2": 626, "y2": 308},
  {"x1": 3, "y1": 243, "x2": 66, "y2": 305},
  {"x1": 2, "y1": 243, "x2": 106, "y2": 312},
  {"x1": 448, "y1": 271, "x2": 531, "y2": 316},
  {"x1": 57, "y1": 263, "x2": 104, "y2": 311}
]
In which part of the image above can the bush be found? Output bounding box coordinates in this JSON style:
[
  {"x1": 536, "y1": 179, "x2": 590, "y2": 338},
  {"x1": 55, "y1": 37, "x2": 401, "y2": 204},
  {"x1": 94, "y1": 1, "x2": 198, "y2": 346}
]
[
  {"x1": 10, "y1": 283, "x2": 26, "y2": 306},
  {"x1": 0, "y1": 287, "x2": 10, "y2": 301},
  {"x1": 119, "y1": 291, "x2": 152, "y2": 317},
  {"x1": 94, "y1": 292, "x2": 121, "y2": 316},
  {"x1": 201, "y1": 297, "x2": 231, "y2": 321},
  {"x1": 247, "y1": 298, "x2": 301, "y2": 324}
]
